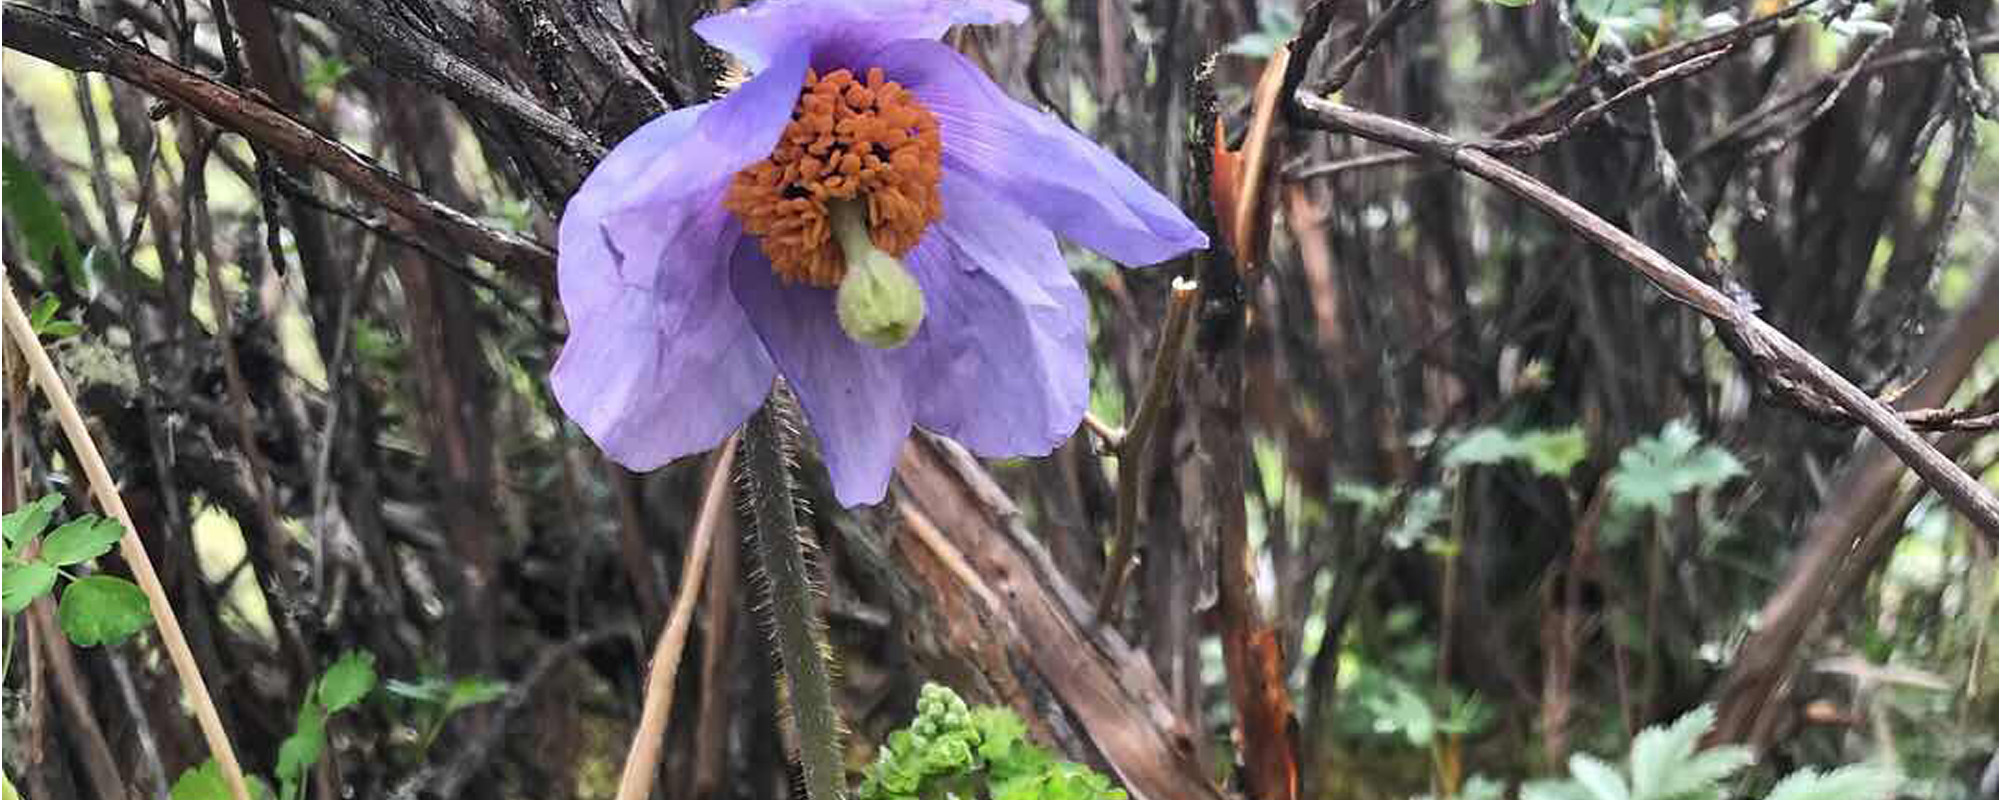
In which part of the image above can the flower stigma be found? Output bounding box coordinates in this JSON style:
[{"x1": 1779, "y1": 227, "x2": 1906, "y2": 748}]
[
  {"x1": 830, "y1": 199, "x2": 925, "y2": 348},
  {"x1": 725, "y1": 66, "x2": 944, "y2": 289}
]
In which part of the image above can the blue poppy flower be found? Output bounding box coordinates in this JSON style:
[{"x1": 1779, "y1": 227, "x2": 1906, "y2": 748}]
[{"x1": 552, "y1": 0, "x2": 1207, "y2": 506}]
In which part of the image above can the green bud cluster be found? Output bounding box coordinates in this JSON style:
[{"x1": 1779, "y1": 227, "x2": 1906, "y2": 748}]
[{"x1": 856, "y1": 682, "x2": 1127, "y2": 800}]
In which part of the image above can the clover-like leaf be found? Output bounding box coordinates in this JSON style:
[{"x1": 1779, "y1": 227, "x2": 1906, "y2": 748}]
[
  {"x1": 4, "y1": 494, "x2": 64, "y2": 552},
  {"x1": 39, "y1": 516, "x2": 124, "y2": 566},
  {"x1": 57, "y1": 575, "x2": 153, "y2": 646},
  {"x1": 3, "y1": 562, "x2": 58, "y2": 614},
  {"x1": 170, "y1": 760, "x2": 274, "y2": 800},
  {"x1": 318, "y1": 650, "x2": 378, "y2": 714}
]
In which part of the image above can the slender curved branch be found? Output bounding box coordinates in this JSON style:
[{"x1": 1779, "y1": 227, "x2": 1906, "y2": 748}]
[
  {"x1": 1290, "y1": 95, "x2": 2000, "y2": 536},
  {"x1": 3, "y1": 3, "x2": 557, "y2": 277}
]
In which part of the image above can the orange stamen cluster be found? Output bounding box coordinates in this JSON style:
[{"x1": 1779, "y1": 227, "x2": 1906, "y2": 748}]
[{"x1": 724, "y1": 67, "x2": 945, "y2": 287}]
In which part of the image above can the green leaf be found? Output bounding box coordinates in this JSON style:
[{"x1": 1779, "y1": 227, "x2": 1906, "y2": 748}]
[
  {"x1": 169, "y1": 760, "x2": 273, "y2": 800},
  {"x1": 1386, "y1": 488, "x2": 1445, "y2": 549},
  {"x1": 383, "y1": 677, "x2": 450, "y2": 704},
  {"x1": 1523, "y1": 779, "x2": 1595, "y2": 800},
  {"x1": 4, "y1": 495, "x2": 64, "y2": 551},
  {"x1": 303, "y1": 58, "x2": 353, "y2": 96},
  {"x1": 1630, "y1": 706, "x2": 1708, "y2": 798},
  {"x1": 1568, "y1": 754, "x2": 1631, "y2": 800},
  {"x1": 1576, "y1": 0, "x2": 1648, "y2": 22},
  {"x1": 56, "y1": 575, "x2": 153, "y2": 646},
  {"x1": 1445, "y1": 427, "x2": 1587, "y2": 477},
  {"x1": 2, "y1": 149, "x2": 85, "y2": 286},
  {"x1": 444, "y1": 676, "x2": 509, "y2": 713},
  {"x1": 318, "y1": 650, "x2": 378, "y2": 714},
  {"x1": 3, "y1": 772, "x2": 18, "y2": 800},
  {"x1": 29, "y1": 293, "x2": 58, "y2": 329},
  {"x1": 2, "y1": 562, "x2": 58, "y2": 614},
  {"x1": 1484, "y1": 0, "x2": 1537, "y2": 7},
  {"x1": 38, "y1": 516, "x2": 124, "y2": 566},
  {"x1": 1764, "y1": 765, "x2": 1902, "y2": 800},
  {"x1": 1364, "y1": 678, "x2": 1437, "y2": 746},
  {"x1": 1608, "y1": 420, "x2": 1744, "y2": 514},
  {"x1": 276, "y1": 704, "x2": 327, "y2": 800},
  {"x1": 1445, "y1": 428, "x2": 1523, "y2": 468},
  {"x1": 1520, "y1": 429, "x2": 1589, "y2": 477},
  {"x1": 37, "y1": 320, "x2": 83, "y2": 338}
]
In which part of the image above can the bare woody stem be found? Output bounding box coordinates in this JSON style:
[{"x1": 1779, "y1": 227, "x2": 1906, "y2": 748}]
[
  {"x1": 738, "y1": 391, "x2": 845, "y2": 800},
  {"x1": 1, "y1": 276, "x2": 254, "y2": 800},
  {"x1": 1095, "y1": 277, "x2": 1201, "y2": 623},
  {"x1": 613, "y1": 438, "x2": 735, "y2": 800}
]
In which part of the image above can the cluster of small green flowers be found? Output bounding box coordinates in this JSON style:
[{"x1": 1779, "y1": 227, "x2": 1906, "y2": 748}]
[{"x1": 855, "y1": 683, "x2": 1127, "y2": 800}]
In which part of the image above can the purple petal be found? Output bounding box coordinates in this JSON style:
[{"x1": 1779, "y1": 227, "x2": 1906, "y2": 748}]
[
  {"x1": 869, "y1": 40, "x2": 1209, "y2": 267},
  {"x1": 728, "y1": 240, "x2": 917, "y2": 507},
  {"x1": 572, "y1": 45, "x2": 808, "y2": 306},
  {"x1": 553, "y1": 48, "x2": 808, "y2": 468},
  {"x1": 552, "y1": 214, "x2": 776, "y2": 470},
  {"x1": 695, "y1": 0, "x2": 1028, "y2": 72},
  {"x1": 903, "y1": 175, "x2": 1089, "y2": 456}
]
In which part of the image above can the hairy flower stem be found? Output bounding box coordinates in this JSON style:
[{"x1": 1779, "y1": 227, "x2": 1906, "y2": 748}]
[{"x1": 737, "y1": 390, "x2": 846, "y2": 800}]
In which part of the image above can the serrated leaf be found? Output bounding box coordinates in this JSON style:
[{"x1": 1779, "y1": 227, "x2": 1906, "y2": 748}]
[
  {"x1": 2, "y1": 149, "x2": 85, "y2": 287},
  {"x1": 3, "y1": 562, "x2": 58, "y2": 614},
  {"x1": 56, "y1": 575, "x2": 152, "y2": 646},
  {"x1": 1764, "y1": 764, "x2": 1902, "y2": 800},
  {"x1": 1445, "y1": 427, "x2": 1587, "y2": 477},
  {"x1": 1461, "y1": 774, "x2": 1510, "y2": 800},
  {"x1": 39, "y1": 516, "x2": 124, "y2": 566},
  {"x1": 1524, "y1": 780, "x2": 1596, "y2": 800},
  {"x1": 1608, "y1": 420, "x2": 1743, "y2": 513},
  {"x1": 1521, "y1": 429, "x2": 1588, "y2": 477},
  {"x1": 318, "y1": 650, "x2": 378, "y2": 713},
  {"x1": 4, "y1": 495, "x2": 64, "y2": 550},
  {"x1": 276, "y1": 704, "x2": 327, "y2": 798},
  {"x1": 1630, "y1": 706, "x2": 1714, "y2": 798},
  {"x1": 1569, "y1": 754, "x2": 1631, "y2": 800},
  {"x1": 1445, "y1": 428, "x2": 1522, "y2": 467},
  {"x1": 170, "y1": 760, "x2": 277, "y2": 800}
]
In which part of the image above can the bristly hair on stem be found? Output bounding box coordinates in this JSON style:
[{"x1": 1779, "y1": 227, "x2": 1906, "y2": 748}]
[{"x1": 736, "y1": 384, "x2": 847, "y2": 800}]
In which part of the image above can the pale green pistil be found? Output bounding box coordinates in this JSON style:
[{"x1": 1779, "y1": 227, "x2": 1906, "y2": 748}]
[{"x1": 830, "y1": 200, "x2": 926, "y2": 349}]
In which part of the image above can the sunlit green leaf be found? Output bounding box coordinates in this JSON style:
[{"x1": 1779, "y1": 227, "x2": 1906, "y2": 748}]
[
  {"x1": 4, "y1": 495, "x2": 64, "y2": 551},
  {"x1": 2, "y1": 149, "x2": 84, "y2": 287},
  {"x1": 1763, "y1": 764, "x2": 1901, "y2": 800},
  {"x1": 56, "y1": 575, "x2": 152, "y2": 646},
  {"x1": 3, "y1": 562, "x2": 58, "y2": 614},
  {"x1": 318, "y1": 650, "x2": 378, "y2": 714},
  {"x1": 38, "y1": 516, "x2": 123, "y2": 566},
  {"x1": 1608, "y1": 420, "x2": 1743, "y2": 513}
]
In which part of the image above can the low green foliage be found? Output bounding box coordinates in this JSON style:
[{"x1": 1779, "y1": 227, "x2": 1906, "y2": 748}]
[
  {"x1": 169, "y1": 760, "x2": 275, "y2": 800},
  {"x1": 1445, "y1": 426, "x2": 1589, "y2": 478},
  {"x1": 383, "y1": 674, "x2": 509, "y2": 750},
  {"x1": 170, "y1": 649, "x2": 381, "y2": 800},
  {"x1": 1607, "y1": 420, "x2": 1744, "y2": 514},
  {"x1": 1, "y1": 494, "x2": 152, "y2": 647},
  {"x1": 1502, "y1": 707, "x2": 1899, "y2": 800},
  {"x1": 857, "y1": 683, "x2": 1126, "y2": 800}
]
